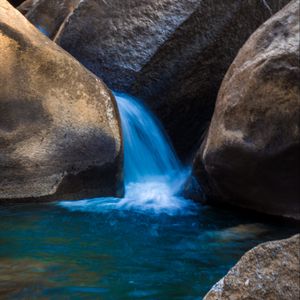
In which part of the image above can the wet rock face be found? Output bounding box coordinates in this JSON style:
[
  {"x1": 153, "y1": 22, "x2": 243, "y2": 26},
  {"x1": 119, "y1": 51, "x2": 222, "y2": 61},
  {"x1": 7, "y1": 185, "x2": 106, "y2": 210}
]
[
  {"x1": 24, "y1": 0, "x2": 80, "y2": 38},
  {"x1": 204, "y1": 234, "x2": 300, "y2": 300},
  {"x1": 193, "y1": 0, "x2": 300, "y2": 219},
  {"x1": 0, "y1": 0, "x2": 123, "y2": 202},
  {"x1": 55, "y1": 0, "x2": 289, "y2": 158}
]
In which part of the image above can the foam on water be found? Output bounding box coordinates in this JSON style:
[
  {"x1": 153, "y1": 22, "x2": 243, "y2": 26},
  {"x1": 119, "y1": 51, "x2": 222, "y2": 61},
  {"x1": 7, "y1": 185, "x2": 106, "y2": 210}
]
[{"x1": 59, "y1": 93, "x2": 196, "y2": 215}]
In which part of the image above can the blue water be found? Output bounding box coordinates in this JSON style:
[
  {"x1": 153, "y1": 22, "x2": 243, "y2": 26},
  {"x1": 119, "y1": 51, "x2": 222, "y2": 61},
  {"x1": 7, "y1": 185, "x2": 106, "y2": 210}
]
[
  {"x1": 117, "y1": 93, "x2": 182, "y2": 184},
  {"x1": 0, "y1": 204, "x2": 295, "y2": 299},
  {"x1": 0, "y1": 94, "x2": 296, "y2": 299}
]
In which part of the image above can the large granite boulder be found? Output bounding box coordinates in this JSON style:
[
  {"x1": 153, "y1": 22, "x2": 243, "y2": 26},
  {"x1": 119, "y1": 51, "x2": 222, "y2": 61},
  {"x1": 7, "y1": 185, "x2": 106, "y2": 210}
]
[
  {"x1": 54, "y1": 0, "x2": 289, "y2": 158},
  {"x1": 0, "y1": 0, "x2": 123, "y2": 202},
  {"x1": 23, "y1": 0, "x2": 80, "y2": 38},
  {"x1": 193, "y1": 0, "x2": 300, "y2": 219},
  {"x1": 204, "y1": 234, "x2": 300, "y2": 300}
]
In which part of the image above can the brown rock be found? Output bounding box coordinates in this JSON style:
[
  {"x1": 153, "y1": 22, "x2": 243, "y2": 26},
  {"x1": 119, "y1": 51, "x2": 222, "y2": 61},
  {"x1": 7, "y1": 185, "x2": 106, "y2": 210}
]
[
  {"x1": 55, "y1": 0, "x2": 289, "y2": 158},
  {"x1": 25, "y1": 0, "x2": 80, "y2": 38},
  {"x1": 204, "y1": 234, "x2": 300, "y2": 300},
  {"x1": 0, "y1": 0, "x2": 123, "y2": 202},
  {"x1": 193, "y1": 0, "x2": 300, "y2": 219}
]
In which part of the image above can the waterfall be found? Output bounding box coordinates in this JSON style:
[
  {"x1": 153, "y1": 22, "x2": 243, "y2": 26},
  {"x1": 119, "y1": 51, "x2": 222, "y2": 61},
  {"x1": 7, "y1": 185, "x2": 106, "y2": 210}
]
[
  {"x1": 60, "y1": 93, "x2": 196, "y2": 215},
  {"x1": 116, "y1": 93, "x2": 182, "y2": 184}
]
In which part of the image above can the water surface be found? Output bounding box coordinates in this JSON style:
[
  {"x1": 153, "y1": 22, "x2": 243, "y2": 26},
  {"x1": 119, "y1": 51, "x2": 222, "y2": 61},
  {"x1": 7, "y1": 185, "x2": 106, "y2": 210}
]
[{"x1": 0, "y1": 203, "x2": 296, "y2": 299}]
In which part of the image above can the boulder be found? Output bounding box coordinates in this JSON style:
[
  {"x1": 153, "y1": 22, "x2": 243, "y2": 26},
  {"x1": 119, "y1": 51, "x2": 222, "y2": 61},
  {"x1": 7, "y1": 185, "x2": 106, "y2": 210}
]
[
  {"x1": 0, "y1": 0, "x2": 123, "y2": 202},
  {"x1": 25, "y1": 0, "x2": 80, "y2": 38},
  {"x1": 55, "y1": 0, "x2": 289, "y2": 158},
  {"x1": 193, "y1": 0, "x2": 300, "y2": 219},
  {"x1": 204, "y1": 234, "x2": 300, "y2": 300}
]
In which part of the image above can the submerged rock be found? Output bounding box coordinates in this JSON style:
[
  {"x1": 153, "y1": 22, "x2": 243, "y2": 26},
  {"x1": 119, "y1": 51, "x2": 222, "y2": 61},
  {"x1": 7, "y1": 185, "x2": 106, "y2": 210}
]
[
  {"x1": 54, "y1": 0, "x2": 289, "y2": 157},
  {"x1": 193, "y1": 0, "x2": 300, "y2": 219},
  {"x1": 0, "y1": 0, "x2": 123, "y2": 202},
  {"x1": 219, "y1": 223, "x2": 270, "y2": 241},
  {"x1": 204, "y1": 234, "x2": 300, "y2": 300},
  {"x1": 23, "y1": 0, "x2": 80, "y2": 38},
  {"x1": 0, "y1": 258, "x2": 55, "y2": 298}
]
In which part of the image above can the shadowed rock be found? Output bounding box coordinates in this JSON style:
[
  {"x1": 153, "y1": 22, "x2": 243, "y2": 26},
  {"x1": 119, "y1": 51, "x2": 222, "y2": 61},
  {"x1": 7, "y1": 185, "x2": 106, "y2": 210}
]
[
  {"x1": 204, "y1": 234, "x2": 300, "y2": 300},
  {"x1": 0, "y1": 0, "x2": 123, "y2": 202},
  {"x1": 21, "y1": 0, "x2": 80, "y2": 38},
  {"x1": 193, "y1": 0, "x2": 300, "y2": 219},
  {"x1": 54, "y1": 0, "x2": 289, "y2": 158}
]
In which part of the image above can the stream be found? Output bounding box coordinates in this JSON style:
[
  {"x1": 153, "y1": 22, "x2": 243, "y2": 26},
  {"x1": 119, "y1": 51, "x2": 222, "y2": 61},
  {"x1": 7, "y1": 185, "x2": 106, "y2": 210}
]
[{"x1": 0, "y1": 94, "x2": 296, "y2": 299}]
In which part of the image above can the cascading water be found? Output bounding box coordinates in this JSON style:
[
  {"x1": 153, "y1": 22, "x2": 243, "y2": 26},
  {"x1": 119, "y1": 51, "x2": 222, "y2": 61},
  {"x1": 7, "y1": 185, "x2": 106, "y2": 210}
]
[
  {"x1": 117, "y1": 93, "x2": 181, "y2": 184},
  {"x1": 60, "y1": 93, "x2": 196, "y2": 215}
]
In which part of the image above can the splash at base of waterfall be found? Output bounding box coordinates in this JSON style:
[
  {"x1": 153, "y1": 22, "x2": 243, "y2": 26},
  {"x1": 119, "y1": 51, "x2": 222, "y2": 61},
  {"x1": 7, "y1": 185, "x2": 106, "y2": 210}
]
[
  {"x1": 60, "y1": 173, "x2": 197, "y2": 216},
  {"x1": 59, "y1": 93, "x2": 197, "y2": 215}
]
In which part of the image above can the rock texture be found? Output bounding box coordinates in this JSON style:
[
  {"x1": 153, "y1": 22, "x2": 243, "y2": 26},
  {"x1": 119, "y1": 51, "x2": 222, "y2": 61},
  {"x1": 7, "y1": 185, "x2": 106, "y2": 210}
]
[
  {"x1": 193, "y1": 0, "x2": 300, "y2": 219},
  {"x1": 0, "y1": 0, "x2": 123, "y2": 202},
  {"x1": 17, "y1": 0, "x2": 38, "y2": 15},
  {"x1": 55, "y1": 0, "x2": 289, "y2": 158},
  {"x1": 204, "y1": 234, "x2": 300, "y2": 300},
  {"x1": 24, "y1": 0, "x2": 80, "y2": 38}
]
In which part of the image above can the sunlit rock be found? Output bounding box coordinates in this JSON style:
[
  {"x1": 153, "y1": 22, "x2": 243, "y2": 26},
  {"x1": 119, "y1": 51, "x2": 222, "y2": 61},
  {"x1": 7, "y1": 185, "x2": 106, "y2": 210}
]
[
  {"x1": 0, "y1": 0, "x2": 123, "y2": 202},
  {"x1": 204, "y1": 234, "x2": 300, "y2": 300},
  {"x1": 193, "y1": 0, "x2": 300, "y2": 219}
]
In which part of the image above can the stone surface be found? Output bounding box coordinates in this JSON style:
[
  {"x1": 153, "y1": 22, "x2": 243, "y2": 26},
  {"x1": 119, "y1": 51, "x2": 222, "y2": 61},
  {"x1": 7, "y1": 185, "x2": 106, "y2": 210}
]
[
  {"x1": 17, "y1": 0, "x2": 37, "y2": 15},
  {"x1": 204, "y1": 234, "x2": 300, "y2": 300},
  {"x1": 0, "y1": 0, "x2": 123, "y2": 202},
  {"x1": 25, "y1": 0, "x2": 80, "y2": 38},
  {"x1": 193, "y1": 0, "x2": 300, "y2": 219},
  {"x1": 55, "y1": 0, "x2": 289, "y2": 158}
]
